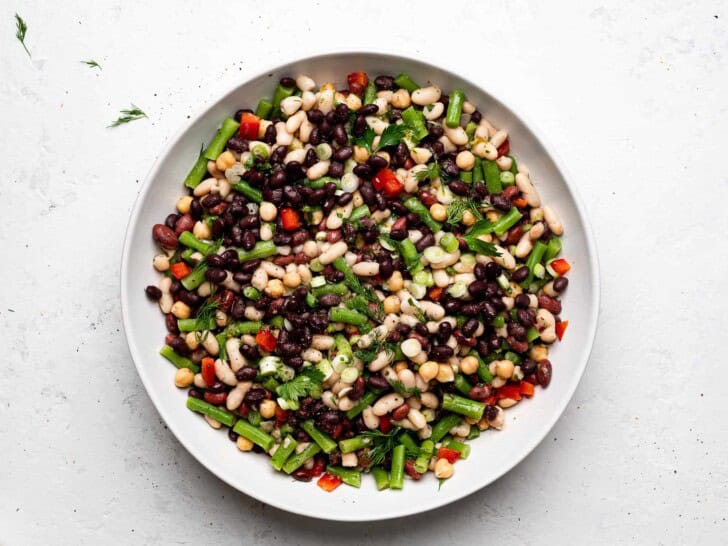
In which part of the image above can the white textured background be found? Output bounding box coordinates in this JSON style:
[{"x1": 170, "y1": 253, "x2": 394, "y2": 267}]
[{"x1": 2, "y1": 1, "x2": 727, "y2": 544}]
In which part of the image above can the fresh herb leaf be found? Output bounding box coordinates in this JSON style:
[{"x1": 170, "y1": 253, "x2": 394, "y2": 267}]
[
  {"x1": 276, "y1": 367, "x2": 324, "y2": 403},
  {"x1": 360, "y1": 427, "x2": 402, "y2": 469},
  {"x1": 108, "y1": 104, "x2": 147, "y2": 127},
  {"x1": 467, "y1": 218, "x2": 495, "y2": 237},
  {"x1": 346, "y1": 294, "x2": 383, "y2": 322},
  {"x1": 462, "y1": 235, "x2": 501, "y2": 257},
  {"x1": 391, "y1": 380, "x2": 422, "y2": 398},
  {"x1": 81, "y1": 59, "x2": 102, "y2": 70},
  {"x1": 354, "y1": 126, "x2": 375, "y2": 153},
  {"x1": 446, "y1": 198, "x2": 483, "y2": 225},
  {"x1": 193, "y1": 298, "x2": 222, "y2": 341},
  {"x1": 354, "y1": 339, "x2": 396, "y2": 364},
  {"x1": 415, "y1": 162, "x2": 440, "y2": 182},
  {"x1": 438, "y1": 478, "x2": 447, "y2": 490},
  {"x1": 407, "y1": 298, "x2": 427, "y2": 323},
  {"x1": 375, "y1": 123, "x2": 408, "y2": 151},
  {"x1": 15, "y1": 14, "x2": 30, "y2": 57}
]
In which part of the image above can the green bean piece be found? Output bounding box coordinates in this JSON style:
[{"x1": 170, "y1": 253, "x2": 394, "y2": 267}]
[
  {"x1": 467, "y1": 426, "x2": 481, "y2": 441},
  {"x1": 243, "y1": 286, "x2": 261, "y2": 301},
  {"x1": 326, "y1": 466, "x2": 361, "y2": 488},
  {"x1": 345, "y1": 389, "x2": 379, "y2": 419},
  {"x1": 363, "y1": 81, "x2": 377, "y2": 105},
  {"x1": 442, "y1": 393, "x2": 485, "y2": 420},
  {"x1": 282, "y1": 443, "x2": 321, "y2": 474},
  {"x1": 394, "y1": 72, "x2": 420, "y2": 93},
  {"x1": 389, "y1": 445, "x2": 406, "y2": 489},
  {"x1": 178, "y1": 231, "x2": 214, "y2": 254},
  {"x1": 334, "y1": 334, "x2": 354, "y2": 359},
  {"x1": 403, "y1": 197, "x2": 442, "y2": 233},
  {"x1": 348, "y1": 204, "x2": 371, "y2": 222},
  {"x1": 504, "y1": 350, "x2": 522, "y2": 365},
  {"x1": 225, "y1": 321, "x2": 262, "y2": 336},
  {"x1": 431, "y1": 413, "x2": 463, "y2": 443},
  {"x1": 483, "y1": 159, "x2": 503, "y2": 194},
  {"x1": 159, "y1": 345, "x2": 199, "y2": 373},
  {"x1": 523, "y1": 240, "x2": 548, "y2": 287},
  {"x1": 338, "y1": 435, "x2": 374, "y2": 454},
  {"x1": 255, "y1": 98, "x2": 273, "y2": 119},
  {"x1": 237, "y1": 240, "x2": 277, "y2": 262},
  {"x1": 332, "y1": 257, "x2": 366, "y2": 295},
  {"x1": 184, "y1": 154, "x2": 208, "y2": 189},
  {"x1": 460, "y1": 170, "x2": 473, "y2": 183},
  {"x1": 414, "y1": 440, "x2": 434, "y2": 473},
  {"x1": 397, "y1": 431, "x2": 418, "y2": 453},
  {"x1": 454, "y1": 374, "x2": 473, "y2": 396},
  {"x1": 180, "y1": 248, "x2": 195, "y2": 263},
  {"x1": 262, "y1": 376, "x2": 280, "y2": 393},
  {"x1": 330, "y1": 307, "x2": 368, "y2": 326},
  {"x1": 443, "y1": 437, "x2": 471, "y2": 459},
  {"x1": 270, "y1": 435, "x2": 298, "y2": 471},
  {"x1": 509, "y1": 155, "x2": 518, "y2": 175},
  {"x1": 273, "y1": 84, "x2": 295, "y2": 107},
  {"x1": 204, "y1": 118, "x2": 240, "y2": 161},
  {"x1": 305, "y1": 292, "x2": 317, "y2": 308},
  {"x1": 527, "y1": 327, "x2": 540, "y2": 343},
  {"x1": 233, "y1": 419, "x2": 275, "y2": 452},
  {"x1": 445, "y1": 89, "x2": 465, "y2": 128},
  {"x1": 472, "y1": 157, "x2": 484, "y2": 184},
  {"x1": 311, "y1": 282, "x2": 349, "y2": 297},
  {"x1": 544, "y1": 237, "x2": 563, "y2": 262},
  {"x1": 371, "y1": 467, "x2": 390, "y2": 490},
  {"x1": 492, "y1": 314, "x2": 506, "y2": 328},
  {"x1": 472, "y1": 352, "x2": 494, "y2": 384},
  {"x1": 491, "y1": 207, "x2": 523, "y2": 237},
  {"x1": 399, "y1": 238, "x2": 419, "y2": 270},
  {"x1": 232, "y1": 181, "x2": 263, "y2": 203},
  {"x1": 186, "y1": 397, "x2": 235, "y2": 427},
  {"x1": 301, "y1": 420, "x2": 337, "y2": 454},
  {"x1": 177, "y1": 317, "x2": 216, "y2": 332},
  {"x1": 180, "y1": 265, "x2": 207, "y2": 291},
  {"x1": 401, "y1": 107, "x2": 428, "y2": 142},
  {"x1": 247, "y1": 409, "x2": 262, "y2": 426},
  {"x1": 216, "y1": 333, "x2": 228, "y2": 360}
]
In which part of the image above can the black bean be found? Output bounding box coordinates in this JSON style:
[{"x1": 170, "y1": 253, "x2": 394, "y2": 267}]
[
  {"x1": 483, "y1": 261, "x2": 502, "y2": 280},
  {"x1": 443, "y1": 298, "x2": 462, "y2": 314},
  {"x1": 553, "y1": 277, "x2": 569, "y2": 293},
  {"x1": 461, "y1": 318, "x2": 479, "y2": 338},
  {"x1": 470, "y1": 111, "x2": 482, "y2": 124},
  {"x1": 205, "y1": 254, "x2": 224, "y2": 268},
  {"x1": 507, "y1": 321, "x2": 527, "y2": 340},
  {"x1": 318, "y1": 293, "x2": 341, "y2": 307},
  {"x1": 352, "y1": 115, "x2": 367, "y2": 137},
  {"x1": 240, "y1": 344, "x2": 259, "y2": 360},
  {"x1": 169, "y1": 336, "x2": 189, "y2": 355},
  {"x1": 367, "y1": 154, "x2": 388, "y2": 170},
  {"x1": 244, "y1": 387, "x2": 267, "y2": 404},
  {"x1": 514, "y1": 293, "x2": 531, "y2": 309},
  {"x1": 241, "y1": 230, "x2": 257, "y2": 250},
  {"x1": 448, "y1": 180, "x2": 469, "y2": 196},
  {"x1": 189, "y1": 199, "x2": 203, "y2": 220},
  {"x1": 437, "y1": 321, "x2": 453, "y2": 342},
  {"x1": 308, "y1": 188, "x2": 326, "y2": 205},
  {"x1": 235, "y1": 367, "x2": 257, "y2": 382},
  {"x1": 238, "y1": 214, "x2": 259, "y2": 230},
  {"x1": 491, "y1": 194, "x2": 511, "y2": 211},
  {"x1": 165, "y1": 313, "x2": 179, "y2": 334},
  {"x1": 511, "y1": 265, "x2": 529, "y2": 283},
  {"x1": 429, "y1": 125, "x2": 444, "y2": 139},
  {"x1": 389, "y1": 217, "x2": 408, "y2": 240},
  {"x1": 359, "y1": 103, "x2": 379, "y2": 116},
  {"x1": 430, "y1": 345, "x2": 454, "y2": 361},
  {"x1": 232, "y1": 272, "x2": 251, "y2": 285},
  {"x1": 144, "y1": 285, "x2": 162, "y2": 300},
  {"x1": 337, "y1": 192, "x2": 353, "y2": 207},
  {"x1": 431, "y1": 141, "x2": 444, "y2": 156},
  {"x1": 188, "y1": 387, "x2": 204, "y2": 400},
  {"x1": 334, "y1": 103, "x2": 350, "y2": 123},
  {"x1": 461, "y1": 303, "x2": 481, "y2": 317},
  {"x1": 415, "y1": 233, "x2": 435, "y2": 252},
  {"x1": 178, "y1": 290, "x2": 201, "y2": 307},
  {"x1": 307, "y1": 109, "x2": 324, "y2": 124},
  {"x1": 374, "y1": 75, "x2": 394, "y2": 90},
  {"x1": 358, "y1": 181, "x2": 377, "y2": 205},
  {"x1": 367, "y1": 375, "x2": 390, "y2": 390},
  {"x1": 240, "y1": 259, "x2": 261, "y2": 273},
  {"x1": 476, "y1": 340, "x2": 490, "y2": 358},
  {"x1": 164, "y1": 213, "x2": 179, "y2": 230},
  {"x1": 226, "y1": 135, "x2": 248, "y2": 153},
  {"x1": 328, "y1": 161, "x2": 344, "y2": 178},
  {"x1": 488, "y1": 335, "x2": 503, "y2": 351},
  {"x1": 467, "y1": 281, "x2": 488, "y2": 298},
  {"x1": 205, "y1": 268, "x2": 227, "y2": 283},
  {"x1": 517, "y1": 308, "x2": 536, "y2": 327},
  {"x1": 521, "y1": 358, "x2": 537, "y2": 376},
  {"x1": 263, "y1": 124, "x2": 276, "y2": 144},
  {"x1": 323, "y1": 181, "x2": 338, "y2": 196},
  {"x1": 333, "y1": 124, "x2": 348, "y2": 144},
  {"x1": 353, "y1": 164, "x2": 372, "y2": 179},
  {"x1": 378, "y1": 257, "x2": 393, "y2": 279},
  {"x1": 279, "y1": 76, "x2": 295, "y2": 88},
  {"x1": 441, "y1": 160, "x2": 460, "y2": 178},
  {"x1": 332, "y1": 146, "x2": 353, "y2": 162},
  {"x1": 388, "y1": 108, "x2": 402, "y2": 122}
]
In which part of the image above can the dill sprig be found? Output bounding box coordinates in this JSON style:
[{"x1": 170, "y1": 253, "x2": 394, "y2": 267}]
[
  {"x1": 81, "y1": 59, "x2": 102, "y2": 70},
  {"x1": 415, "y1": 162, "x2": 440, "y2": 182},
  {"x1": 446, "y1": 198, "x2": 484, "y2": 225},
  {"x1": 108, "y1": 104, "x2": 147, "y2": 128},
  {"x1": 360, "y1": 427, "x2": 402, "y2": 469},
  {"x1": 391, "y1": 380, "x2": 422, "y2": 398},
  {"x1": 353, "y1": 339, "x2": 396, "y2": 364},
  {"x1": 193, "y1": 298, "x2": 221, "y2": 342},
  {"x1": 15, "y1": 14, "x2": 30, "y2": 57}
]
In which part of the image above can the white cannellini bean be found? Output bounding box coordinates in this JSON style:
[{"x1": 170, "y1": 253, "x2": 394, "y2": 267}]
[
  {"x1": 397, "y1": 369, "x2": 416, "y2": 390},
  {"x1": 284, "y1": 148, "x2": 307, "y2": 164},
  {"x1": 515, "y1": 172, "x2": 541, "y2": 207},
  {"x1": 490, "y1": 129, "x2": 508, "y2": 148},
  {"x1": 407, "y1": 397, "x2": 422, "y2": 409},
  {"x1": 318, "y1": 241, "x2": 348, "y2": 265},
  {"x1": 410, "y1": 147, "x2": 432, "y2": 165},
  {"x1": 543, "y1": 206, "x2": 564, "y2": 235},
  {"x1": 424, "y1": 102, "x2": 444, "y2": 121},
  {"x1": 296, "y1": 74, "x2": 315, "y2": 91},
  {"x1": 515, "y1": 232, "x2": 534, "y2": 258},
  {"x1": 408, "y1": 408, "x2": 427, "y2": 430},
  {"x1": 261, "y1": 261, "x2": 285, "y2": 278},
  {"x1": 306, "y1": 160, "x2": 330, "y2": 181},
  {"x1": 496, "y1": 155, "x2": 513, "y2": 171},
  {"x1": 433, "y1": 269, "x2": 451, "y2": 288},
  {"x1": 369, "y1": 350, "x2": 393, "y2": 372},
  {"x1": 362, "y1": 407, "x2": 380, "y2": 430},
  {"x1": 419, "y1": 392, "x2": 439, "y2": 409},
  {"x1": 301, "y1": 348, "x2": 323, "y2": 363},
  {"x1": 529, "y1": 222, "x2": 545, "y2": 240},
  {"x1": 326, "y1": 201, "x2": 353, "y2": 230},
  {"x1": 317, "y1": 89, "x2": 334, "y2": 113},
  {"x1": 345, "y1": 93, "x2": 362, "y2": 111},
  {"x1": 158, "y1": 276, "x2": 173, "y2": 313},
  {"x1": 226, "y1": 381, "x2": 252, "y2": 411},
  {"x1": 492, "y1": 245, "x2": 516, "y2": 270},
  {"x1": 311, "y1": 335, "x2": 334, "y2": 350},
  {"x1": 442, "y1": 123, "x2": 468, "y2": 146},
  {"x1": 285, "y1": 110, "x2": 306, "y2": 133},
  {"x1": 252, "y1": 268, "x2": 268, "y2": 290},
  {"x1": 536, "y1": 308, "x2": 557, "y2": 343},
  {"x1": 226, "y1": 338, "x2": 247, "y2": 372},
  {"x1": 338, "y1": 396, "x2": 355, "y2": 411},
  {"x1": 393, "y1": 418, "x2": 415, "y2": 430},
  {"x1": 419, "y1": 301, "x2": 445, "y2": 321},
  {"x1": 280, "y1": 96, "x2": 303, "y2": 116},
  {"x1": 341, "y1": 452, "x2": 358, "y2": 467},
  {"x1": 200, "y1": 332, "x2": 219, "y2": 356},
  {"x1": 322, "y1": 390, "x2": 338, "y2": 410},
  {"x1": 193, "y1": 178, "x2": 217, "y2": 197},
  {"x1": 462, "y1": 100, "x2": 475, "y2": 114},
  {"x1": 365, "y1": 116, "x2": 389, "y2": 135},
  {"x1": 221, "y1": 271, "x2": 241, "y2": 293},
  {"x1": 352, "y1": 261, "x2": 380, "y2": 276},
  {"x1": 373, "y1": 393, "x2": 405, "y2": 416},
  {"x1": 260, "y1": 224, "x2": 273, "y2": 241},
  {"x1": 275, "y1": 122, "x2": 293, "y2": 146},
  {"x1": 374, "y1": 96, "x2": 389, "y2": 115},
  {"x1": 411, "y1": 86, "x2": 441, "y2": 106},
  {"x1": 204, "y1": 415, "x2": 222, "y2": 429},
  {"x1": 214, "y1": 359, "x2": 237, "y2": 386}
]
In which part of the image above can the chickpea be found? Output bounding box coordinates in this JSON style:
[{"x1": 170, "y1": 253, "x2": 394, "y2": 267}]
[
  {"x1": 498, "y1": 397, "x2": 519, "y2": 409},
  {"x1": 282, "y1": 271, "x2": 302, "y2": 288},
  {"x1": 265, "y1": 279, "x2": 285, "y2": 298},
  {"x1": 429, "y1": 203, "x2": 447, "y2": 222},
  {"x1": 185, "y1": 331, "x2": 200, "y2": 350},
  {"x1": 393, "y1": 361, "x2": 408, "y2": 374},
  {"x1": 193, "y1": 221, "x2": 211, "y2": 240},
  {"x1": 383, "y1": 295, "x2": 401, "y2": 314},
  {"x1": 530, "y1": 345, "x2": 549, "y2": 362},
  {"x1": 259, "y1": 399, "x2": 277, "y2": 419},
  {"x1": 259, "y1": 202, "x2": 278, "y2": 222},
  {"x1": 434, "y1": 458, "x2": 455, "y2": 479},
  {"x1": 153, "y1": 254, "x2": 170, "y2": 272},
  {"x1": 436, "y1": 364, "x2": 455, "y2": 383},
  {"x1": 386, "y1": 270, "x2": 404, "y2": 292},
  {"x1": 174, "y1": 368, "x2": 194, "y2": 388},
  {"x1": 176, "y1": 195, "x2": 193, "y2": 215},
  {"x1": 215, "y1": 150, "x2": 236, "y2": 171},
  {"x1": 459, "y1": 355, "x2": 479, "y2": 375},
  {"x1": 353, "y1": 145, "x2": 370, "y2": 164},
  {"x1": 390, "y1": 88, "x2": 411, "y2": 109},
  {"x1": 456, "y1": 150, "x2": 476, "y2": 171},
  {"x1": 418, "y1": 361, "x2": 439, "y2": 382},
  {"x1": 170, "y1": 301, "x2": 191, "y2": 319},
  {"x1": 237, "y1": 436, "x2": 254, "y2": 452},
  {"x1": 462, "y1": 210, "x2": 477, "y2": 226},
  {"x1": 495, "y1": 359, "x2": 515, "y2": 380}
]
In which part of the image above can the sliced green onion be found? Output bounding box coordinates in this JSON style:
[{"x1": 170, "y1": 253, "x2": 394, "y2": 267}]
[
  {"x1": 500, "y1": 171, "x2": 515, "y2": 186},
  {"x1": 440, "y1": 233, "x2": 459, "y2": 253},
  {"x1": 340, "y1": 367, "x2": 359, "y2": 383},
  {"x1": 447, "y1": 281, "x2": 467, "y2": 298},
  {"x1": 316, "y1": 143, "x2": 332, "y2": 160},
  {"x1": 423, "y1": 246, "x2": 447, "y2": 264}
]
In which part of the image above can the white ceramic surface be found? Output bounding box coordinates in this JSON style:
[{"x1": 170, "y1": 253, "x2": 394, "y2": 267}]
[{"x1": 120, "y1": 52, "x2": 599, "y2": 521}]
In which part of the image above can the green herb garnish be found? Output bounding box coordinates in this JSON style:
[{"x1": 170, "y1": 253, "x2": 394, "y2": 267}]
[
  {"x1": 375, "y1": 124, "x2": 408, "y2": 151},
  {"x1": 462, "y1": 235, "x2": 501, "y2": 257},
  {"x1": 446, "y1": 198, "x2": 483, "y2": 225},
  {"x1": 81, "y1": 59, "x2": 102, "y2": 70},
  {"x1": 415, "y1": 162, "x2": 440, "y2": 182},
  {"x1": 360, "y1": 427, "x2": 402, "y2": 469},
  {"x1": 108, "y1": 104, "x2": 147, "y2": 127},
  {"x1": 15, "y1": 14, "x2": 30, "y2": 57},
  {"x1": 276, "y1": 367, "x2": 324, "y2": 404},
  {"x1": 391, "y1": 380, "x2": 422, "y2": 398},
  {"x1": 354, "y1": 126, "x2": 375, "y2": 153}
]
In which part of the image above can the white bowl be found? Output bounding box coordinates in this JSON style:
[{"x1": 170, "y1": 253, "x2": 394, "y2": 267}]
[{"x1": 121, "y1": 51, "x2": 600, "y2": 521}]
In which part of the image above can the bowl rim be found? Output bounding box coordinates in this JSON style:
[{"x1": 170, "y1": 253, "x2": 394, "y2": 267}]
[{"x1": 120, "y1": 48, "x2": 601, "y2": 521}]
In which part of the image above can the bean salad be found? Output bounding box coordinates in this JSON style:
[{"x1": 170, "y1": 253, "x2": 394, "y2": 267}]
[{"x1": 145, "y1": 71, "x2": 571, "y2": 492}]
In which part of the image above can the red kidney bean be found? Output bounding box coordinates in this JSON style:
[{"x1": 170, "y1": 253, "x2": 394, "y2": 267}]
[
  {"x1": 367, "y1": 375, "x2": 390, "y2": 391},
  {"x1": 374, "y1": 75, "x2": 394, "y2": 90},
  {"x1": 502, "y1": 185, "x2": 520, "y2": 200},
  {"x1": 169, "y1": 336, "x2": 189, "y2": 355},
  {"x1": 326, "y1": 230, "x2": 342, "y2": 243},
  {"x1": 507, "y1": 336, "x2": 529, "y2": 353},
  {"x1": 418, "y1": 191, "x2": 438, "y2": 208},
  {"x1": 152, "y1": 224, "x2": 178, "y2": 249},
  {"x1": 505, "y1": 225, "x2": 524, "y2": 245},
  {"x1": 164, "y1": 333, "x2": 177, "y2": 346},
  {"x1": 318, "y1": 294, "x2": 341, "y2": 307},
  {"x1": 538, "y1": 295, "x2": 562, "y2": 315},
  {"x1": 468, "y1": 385, "x2": 491, "y2": 401},
  {"x1": 507, "y1": 321, "x2": 527, "y2": 340},
  {"x1": 165, "y1": 313, "x2": 179, "y2": 334},
  {"x1": 536, "y1": 359, "x2": 552, "y2": 387},
  {"x1": 521, "y1": 358, "x2": 537, "y2": 375},
  {"x1": 348, "y1": 377, "x2": 366, "y2": 401},
  {"x1": 174, "y1": 214, "x2": 195, "y2": 235},
  {"x1": 404, "y1": 460, "x2": 423, "y2": 480},
  {"x1": 491, "y1": 194, "x2": 511, "y2": 211},
  {"x1": 448, "y1": 180, "x2": 469, "y2": 196},
  {"x1": 511, "y1": 265, "x2": 529, "y2": 283},
  {"x1": 392, "y1": 403, "x2": 410, "y2": 421}
]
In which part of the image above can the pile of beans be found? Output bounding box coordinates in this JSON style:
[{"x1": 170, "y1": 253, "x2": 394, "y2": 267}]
[{"x1": 145, "y1": 70, "x2": 570, "y2": 490}]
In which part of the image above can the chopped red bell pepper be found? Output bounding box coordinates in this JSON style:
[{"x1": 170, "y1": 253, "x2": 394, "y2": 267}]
[
  {"x1": 238, "y1": 112, "x2": 260, "y2": 140},
  {"x1": 310, "y1": 457, "x2": 325, "y2": 477},
  {"x1": 275, "y1": 406, "x2": 289, "y2": 427},
  {"x1": 427, "y1": 287, "x2": 444, "y2": 301},
  {"x1": 255, "y1": 330, "x2": 277, "y2": 352},
  {"x1": 437, "y1": 447, "x2": 461, "y2": 464},
  {"x1": 201, "y1": 357, "x2": 216, "y2": 387},
  {"x1": 497, "y1": 139, "x2": 510, "y2": 157},
  {"x1": 280, "y1": 208, "x2": 301, "y2": 231},
  {"x1": 347, "y1": 72, "x2": 369, "y2": 96},
  {"x1": 170, "y1": 262, "x2": 192, "y2": 280},
  {"x1": 497, "y1": 385, "x2": 522, "y2": 401},
  {"x1": 512, "y1": 197, "x2": 528, "y2": 209},
  {"x1": 204, "y1": 391, "x2": 227, "y2": 405},
  {"x1": 379, "y1": 415, "x2": 391, "y2": 434},
  {"x1": 555, "y1": 320, "x2": 569, "y2": 341},
  {"x1": 404, "y1": 460, "x2": 423, "y2": 480},
  {"x1": 519, "y1": 381, "x2": 535, "y2": 397},
  {"x1": 317, "y1": 473, "x2": 343, "y2": 492},
  {"x1": 372, "y1": 168, "x2": 404, "y2": 198},
  {"x1": 550, "y1": 258, "x2": 571, "y2": 276}
]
